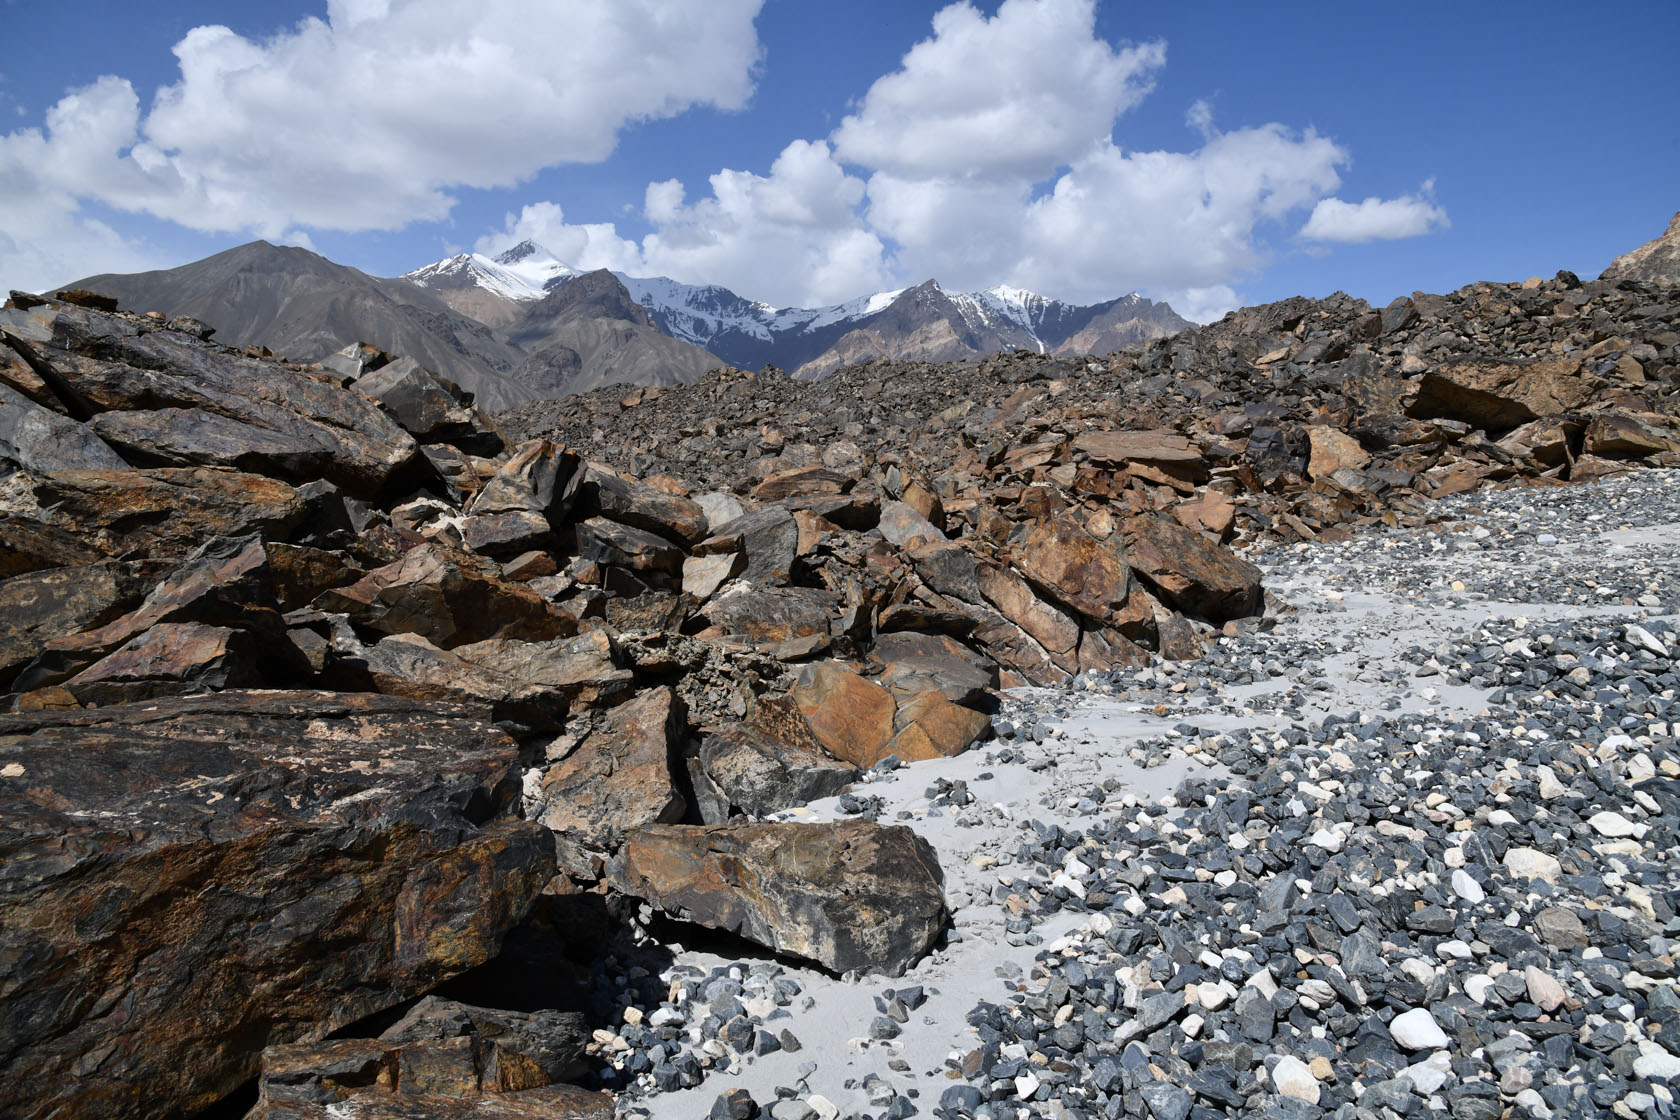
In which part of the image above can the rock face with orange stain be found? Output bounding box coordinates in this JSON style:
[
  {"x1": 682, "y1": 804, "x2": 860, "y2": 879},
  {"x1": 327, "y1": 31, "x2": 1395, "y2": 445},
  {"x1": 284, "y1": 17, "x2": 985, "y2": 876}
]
[
  {"x1": 608, "y1": 819, "x2": 948, "y2": 975},
  {"x1": 0, "y1": 691, "x2": 553, "y2": 1120}
]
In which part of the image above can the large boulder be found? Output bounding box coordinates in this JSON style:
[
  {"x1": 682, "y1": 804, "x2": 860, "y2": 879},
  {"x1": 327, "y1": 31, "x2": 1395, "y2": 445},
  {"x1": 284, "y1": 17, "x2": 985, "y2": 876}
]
[
  {"x1": 787, "y1": 661, "x2": 897, "y2": 768},
  {"x1": 1407, "y1": 356, "x2": 1593, "y2": 431},
  {"x1": 0, "y1": 559, "x2": 164, "y2": 686},
  {"x1": 574, "y1": 467, "x2": 708, "y2": 546},
  {"x1": 0, "y1": 379, "x2": 129, "y2": 473},
  {"x1": 313, "y1": 542, "x2": 577, "y2": 649},
  {"x1": 1122, "y1": 514, "x2": 1263, "y2": 623},
  {"x1": 354, "y1": 356, "x2": 506, "y2": 455},
  {"x1": 609, "y1": 819, "x2": 949, "y2": 975},
  {"x1": 0, "y1": 691, "x2": 553, "y2": 1120},
  {"x1": 693, "y1": 707, "x2": 858, "y2": 820},
  {"x1": 1005, "y1": 514, "x2": 1132, "y2": 624}
]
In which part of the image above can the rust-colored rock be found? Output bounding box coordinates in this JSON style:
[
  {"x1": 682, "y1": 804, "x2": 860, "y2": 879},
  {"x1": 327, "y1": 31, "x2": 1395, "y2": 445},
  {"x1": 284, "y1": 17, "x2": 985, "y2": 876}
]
[
  {"x1": 1073, "y1": 427, "x2": 1204, "y2": 467},
  {"x1": 575, "y1": 466, "x2": 709, "y2": 545},
  {"x1": 1305, "y1": 426, "x2": 1371, "y2": 479},
  {"x1": 788, "y1": 661, "x2": 898, "y2": 768},
  {"x1": 609, "y1": 819, "x2": 948, "y2": 974},
  {"x1": 865, "y1": 631, "x2": 999, "y2": 706},
  {"x1": 29, "y1": 466, "x2": 305, "y2": 559},
  {"x1": 1122, "y1": 514, "x2": 1262, "y2": 622},
  {"x1": 1408, "y1": 356, "x2": 1592, "y2": 431},
  {"x1": 0, "y1": 558, "x2": 163, "y2": 685},
  {"x1": 538, "y1": 686, "x2": 687, "y2": 870},
  {"x1": 0, "y1": 692, "x2": 552, "y2": 1120},
  {"x1": 976, "y1": 561, "x2": 1080, "y2": 660},
  {"x1": 313, "y1": 542, "x2": 577, "y2": 649},
  {"x1": 886, "y1": 689, "x2": 991, "y2": 761},
  {"x1": 1005, "y1": 514, "x2": 1132, "y2": 624}
]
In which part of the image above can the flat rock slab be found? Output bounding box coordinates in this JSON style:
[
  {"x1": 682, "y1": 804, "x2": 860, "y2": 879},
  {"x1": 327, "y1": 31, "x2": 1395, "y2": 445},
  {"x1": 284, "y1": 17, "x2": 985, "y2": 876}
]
[
  {"x1": 1408, "y1": 356, "x2": 1592, "y2": 431},
  {"x1": 1122, "y1": 514, "x2": 1262, "y2": 622},
  {"x1": 609, "y1": 819, "x2": 949, "y2": 975},
  {"x1": 0, "y1": 691, "x2": 553, "y2": 1120}
]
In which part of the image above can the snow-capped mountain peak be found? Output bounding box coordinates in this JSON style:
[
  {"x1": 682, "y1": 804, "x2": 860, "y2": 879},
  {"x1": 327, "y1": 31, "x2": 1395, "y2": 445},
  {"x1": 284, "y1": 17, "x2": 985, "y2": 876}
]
[{"x1": 402, "y1": 242, "x2": 578, "y2": 302}]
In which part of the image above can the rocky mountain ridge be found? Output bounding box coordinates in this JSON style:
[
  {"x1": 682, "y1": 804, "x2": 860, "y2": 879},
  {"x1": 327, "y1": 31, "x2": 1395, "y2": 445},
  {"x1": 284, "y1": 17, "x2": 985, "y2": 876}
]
[{"x1": 3, "y1": 213, "x2": 1677, "y2": 1118}]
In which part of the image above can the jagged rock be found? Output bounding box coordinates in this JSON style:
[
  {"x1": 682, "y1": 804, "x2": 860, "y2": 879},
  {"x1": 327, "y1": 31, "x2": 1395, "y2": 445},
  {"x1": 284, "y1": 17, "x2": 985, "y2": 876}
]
[
  {"x1": 1123, "y1": 514, "x2": 1262, "y2": 622},
  {"x1": 682, "y1": 551, "x2": 742, "y2": 601},
  {"x1": 886, "y1": 689, "x2": 991, "y2": 760},
  {"x1": 1602, "y1": 209, "x2": 1680, "y2": 284},
  {"x1": 976, "y1": 561, "x2": 1080, "y2": 666},
  {"x1": 361, "y1": 630, "x2": 632, "y2": 729},
  {"x1": 264, "y1": 542, "x2": 366, "y2": 611},
  {"x1": 1172, "y1": 488, "x2": 1237, "y2": 538},
  {"x1": 537, "y1": 686, "x2": 687, "y2": 872},
  {"x1": 0, "y1": 559, "x2": 164, "y2": 686},
  {"x1": 1408, "y1": 356, "x2": 1592, "y2": 431},
  {"x1": 695, "y1": 709, "x2": 858, "y2": 820},
  {"x1": 457, "y1": 509, "x2": 555, "y2": 558},
  {"x1": 0, "y1": 691, "x2": 552, "y2": 1120},
  {"x1": 60, "y1": 621, "x2": 275, "y2": 705},
  {"x1": 313, "y1": 542, "x2": 577, "y2": 649},
  {"x1": 865, "y1": 631, "x2": 999, "y2": 706},
  {"x1": 575, "y1": 467, "x2": 709, "y2": 546},
  {"x1": 1582, "y1": 410, "x2": 1677, "y2": 458},
  {"x1": 574, "y1": 516, "x2": 684, "y2": 575},
  {"x1": 1005, "y1": 514, "x2": 1132, "y2": 624},
  {"x1": 1305, "y1": 425, "x2": 1371, "y2": 478},
  {"x1": 694, "y1": 507, "x2": 799, "y2": 586},
  {"x1": 467, "y1": 439, "x2": 580, "y2": 520},
  {"x1": 1, "y1": 304, "x2": 428, "y2": 495},
  {"x1": 25, "y1": 466, "x2": 305, "y2": 559},
  {"x1": 353, "y1": 356, "x2": 505, "y2": 455},
  {"x1": 752, "y1": 465, "x2": 852, "y2": 501},
  {"x1": 877, "y1": 500, "x2": 947, "y2": 548},
  {"x1": 0, "y1": 379, "x2": 129, "y2": 472},
  {"x1": 1073, "y1": 427, "x2": 1204, "y2": 468},
  {"x1": 608, "y1": 819, "x2": 948, "y2": 974},
  {"x1": 0, "y1": 515, "x2": 103, "y2": 578},
  {"x1": 788, "y1": 661, "x2": 897, "y2": 768},
  {"x1": 1495, "y1": 417, "x2": 1574, "y2": 466},
  {"x1": 696, "y1": 583, "x2": 839, "y2": 653}
]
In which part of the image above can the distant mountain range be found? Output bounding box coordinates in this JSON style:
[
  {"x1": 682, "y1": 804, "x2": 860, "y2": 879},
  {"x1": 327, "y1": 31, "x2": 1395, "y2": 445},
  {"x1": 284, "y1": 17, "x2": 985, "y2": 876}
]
[{"x1": 65, "y1": 240, "x2": 1190, "y2": 409}]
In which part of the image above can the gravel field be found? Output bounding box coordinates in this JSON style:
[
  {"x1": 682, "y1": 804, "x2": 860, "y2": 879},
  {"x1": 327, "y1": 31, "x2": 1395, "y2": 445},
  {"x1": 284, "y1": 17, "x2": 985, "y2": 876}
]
[{"x1": 601, "y1": 471, "x2": 1680, "y2": 1120}]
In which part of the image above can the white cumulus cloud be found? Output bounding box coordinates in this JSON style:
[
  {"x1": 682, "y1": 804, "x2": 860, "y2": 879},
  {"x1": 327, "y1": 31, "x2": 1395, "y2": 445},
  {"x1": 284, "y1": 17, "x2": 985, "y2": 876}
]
[
  {"x1": 1300, "y1": 184, "x2": 1449, "y2": 243},
  {"x1": 0, "y1": 0, "x2": 765, "y2": 290}
]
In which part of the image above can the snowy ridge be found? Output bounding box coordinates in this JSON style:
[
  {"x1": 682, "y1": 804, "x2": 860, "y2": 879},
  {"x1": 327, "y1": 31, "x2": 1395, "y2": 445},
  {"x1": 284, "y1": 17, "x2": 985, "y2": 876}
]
[{"x1": 401, "y1": 240, "x2": 577, "y2": 301}]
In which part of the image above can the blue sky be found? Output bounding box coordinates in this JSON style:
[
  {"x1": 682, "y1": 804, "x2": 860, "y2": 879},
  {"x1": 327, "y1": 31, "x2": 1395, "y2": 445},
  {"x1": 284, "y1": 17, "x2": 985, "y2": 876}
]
[{"x1": 1, "y1": 0, "x2": 1675, "y2": 320}]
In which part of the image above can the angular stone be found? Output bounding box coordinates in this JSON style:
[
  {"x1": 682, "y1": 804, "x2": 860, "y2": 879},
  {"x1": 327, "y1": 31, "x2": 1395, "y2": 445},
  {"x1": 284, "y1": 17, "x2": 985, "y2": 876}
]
[
  {"x1": 538, "y1": 686, "x2": 687, "y2": 867},
  {"x1": 695, "y1": 507, "x2": 799, "y2": 587},
  {"x1": 1495, "y1": 418, "x2": 1573, "y2": 467},
  {"x1": 575, "y1": 467, "x2": 709, "y2": 546},
  {"x1": 877, "y1": 500, "x2": 947, "y2": 548},
  {"x1": 0, "y1": 515, "x2": 104, "y2": 579},
  {"x1": 1408, "y1": 356, "x2": 1592, "y2": 431},
  {"x1": 1123, "y1": 514, "x2": 1262, "y2": 622},
  {"x1": 697, "y1": 583, "x2": 839, "y2": 649},
  {"x1": 1503, "y1": 846, "x2": 1563, "y2": 884},
  {"x1": 752, "y1": 465, "x2": 852, "y2": 502},
  {"x1": 0, "y1": 379, "x2": 128, "y2": 473},
  {"x1": 313, "y1": 542, "x2": 576, "y2": 649},
  {"x1": 788, "y1": 662, "x2": 897, "y2": 769},
  {"x1": 609, "y1": 819, "x2": 948, "y2": 974},
  {"x1": 0, "y1": 692, "x2": 552, "y2": 1120},
  {"x1": 886, "y1": 689, "x2": 991, "y2": 761},
  {"x1": 1073, "y1": 428, "x2": 1204, "y2": 467},
  {"x1": 467, "y1": 439, "x2": 580, "y2": 520},
  {"x1": 0, "y1": 559, "x2": 163, "y2": 685},
  {"x1": 683, "y1": 552, "x2": 742, "y2": 601},
  {"x1": 865, "y1": 631, "x2": 999, "y2": 706},
  {"x1": 458, "y1": 510, "x2": 554, "y2": 558},
  {"x1": 62, "y1": 621, "x2": 279, "y2": 706},
  {"x1": 575, "y1": 516, "x2": 683, "y2": 575},
  {"x1": 1172, "y1": 489, "x2": 1237, "y2": 539},
  {"x1": 1583, "y1": 411, "x2": 1677, "y2": 458},
  {"x1": 1531, "y1": 906, "x2": 1589, "y2": 951},
  {"x1": 976, "y1": 561, "x2": 1080, "y2": 659},
  {"x1": 29, "y1": 467, "x2": 305, "y2": 560},
  {"x1": 697, "y1": 712, "x2": 858, "y2": 819},
  {"x1": 1305, "y1": 426, "x2": 1371, "y2": 479},
  {"x1": 354, "y1": 356, "x2": 505, "y2": 455},
  {"x1": 1006, "y1": 514, "x2": 1132, "y2": 623}
]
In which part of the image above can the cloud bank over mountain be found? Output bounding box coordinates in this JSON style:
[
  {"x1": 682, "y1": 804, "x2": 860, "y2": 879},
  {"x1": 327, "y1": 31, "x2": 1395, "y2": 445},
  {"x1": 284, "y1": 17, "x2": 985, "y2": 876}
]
[{"x1": 3, "y1": 0, "x2": 1448, "y2": 321}]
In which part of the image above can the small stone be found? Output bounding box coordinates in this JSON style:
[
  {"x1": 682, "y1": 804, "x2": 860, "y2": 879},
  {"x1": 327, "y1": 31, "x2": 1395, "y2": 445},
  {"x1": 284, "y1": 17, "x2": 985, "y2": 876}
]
[
  {"x1": 1451, "y1": 869, "x2": 1485, "y2": 904},
  {"x1": 1504, "y1": 847, "x2": 1562, "y2": 884},
  {"x1": 1139, "y1": 1080, "x2": 1193, "y2": 1120},
  {"x1": 1588, "y1": 810, "x2": 1643, "y2": 838},
  {"x1": 1532, "y1": 906, "x2": 1589, "y2": 951},
  {"x1": 1525, "y1": 966, "x2": 1568, "y2": 1013},
  {"x1": 1389, "y1": 1007, "x2": 1450, "y2": 1050},
  {"x1": 1271, "y1": 1055, "x2": 1321, "y2": 1104}
]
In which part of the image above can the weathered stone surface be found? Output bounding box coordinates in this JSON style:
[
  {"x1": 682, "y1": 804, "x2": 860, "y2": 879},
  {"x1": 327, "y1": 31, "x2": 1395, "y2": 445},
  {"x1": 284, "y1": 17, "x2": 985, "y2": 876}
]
[
  {"x1": 1123, "y1": 514, "x2": 1262, "y2": 622},
  {"x1": 1006, "y1": 515, "x2": 1132, "y2": 623},
  {"x1": 458, "y1": 510, "x2": 554, "y2": 557},
  {"x1": 61, "y1": 621, "x2": 276, "y2": 705},
  {"x1": 682, "y1": 551, "x2": 741, "y2": 601},
  {"x1": 313, "y1": 542, "x2": 577, "y2": 649},
  {"x1": 6, "y1": 307, "x2": 427, "y2": 495},
  {"x1": 697, "y1": 583, "x2": 839, "y2": 649},
  {"x1": 1073, "y1": 428, "x2": 1204, "y2": 467},
  {"x1": 354, "y1": 356, "x2": 505, "y2": 456},
  {"x1": 362, "y1": 630, "x2": 633, "y2": 729},
  {"x1": 694, "y1": 507, "x2": 798, "y2": 586},
  {"x1": 905, "y1": 539, "x2": 984, "y2": 605},
  {"x1": 1408, "y1": 356, "x2": 1592, "y2": 431},
  {"x1": 752, "y1": 465, "x2": 852, "y2": 501},
  {"x1": 575, "y1": 467, "x2": 709, "y2": 546},
  {"x1": 0, "y1": 559, "x2": 163, "y2": 685},
  {"x1": 609, "y1": 819, "x2": 948, "y2": 974},
  {"x1": 1602, "y1": 208, "x2": 1680, "y2": 284},
  {"x1": 0, "y1": 692, "x2": 552, "y2": 1120},
  {"x1": 0, "y1": 515, "x2": 103, "y2": 578},
  {"x1": 886, "y1": 689, "x2": 991, "y2": 761},
  {"x1": 1172, "y1": 488, "x2": 1237, "y2": 538},
  {"x1": 877, "y1": 500, "x2": 947, "y2": 548},
  {"x1": 264, "y1": 542, "x2": 365, "y2": 612},
  {"x1": 28, "y1": 466, "x2": 306, "y2": 559},
  {"x1": 696, "y1": 712, "x2": 858, "y2": 820},
  {"x1": 574, "y1": 516, "x2": 684, "y2": 575},
  {"x1": 788, "y1": 661, "x2": 897, "y2": 769},
  {"x1": 865, "y1": 631, "x2": 999, "y2": 706},
  {"x1": 1305, "y1": 425, "x2": 1371, "y2": 479},
  {"x1": 0, "y1": 379, "x2": 128, "y2": 473},
  {"x1": 466, "y1": 439, "x2": 580, "y2": 519},
  {"x1": 538, "y1": 686, "x2": 687, "y2": 868},
  {"x1": 1495, "y1": 417, "x2": 1573, "y2": 466},
  {"x1": 1583, "y1": 410, "x2": 1677, "y2": 458},
  {"x1": 976, "y1": 561, "x2": 1079, "y2": 660}
]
